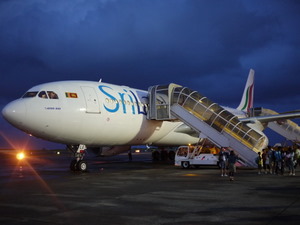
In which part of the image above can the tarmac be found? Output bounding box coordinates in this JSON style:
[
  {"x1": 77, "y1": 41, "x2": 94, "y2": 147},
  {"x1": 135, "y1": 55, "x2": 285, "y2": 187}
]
[{"x1": 0, "y1": 150, "x2": 299, "y2": 225}]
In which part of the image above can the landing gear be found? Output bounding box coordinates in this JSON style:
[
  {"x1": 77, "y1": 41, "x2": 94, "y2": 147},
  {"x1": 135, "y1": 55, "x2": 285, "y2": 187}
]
[{"x1": 67, "y1": 144, "x2": 88, "y2": 172}]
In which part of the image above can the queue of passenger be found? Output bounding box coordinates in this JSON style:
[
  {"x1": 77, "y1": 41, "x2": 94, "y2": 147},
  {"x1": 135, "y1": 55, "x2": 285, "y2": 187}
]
[
  {"x1": 255, "y1": 145, "x2": 300, "y2": 176},
  {"x1": 218, "y1": 144, "x2": 300, "y2": 181}
]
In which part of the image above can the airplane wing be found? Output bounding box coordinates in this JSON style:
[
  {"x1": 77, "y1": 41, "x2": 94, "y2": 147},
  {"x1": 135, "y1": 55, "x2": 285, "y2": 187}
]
[
  {"x1": 174, "y1": 111, "x2": 300, "y2": 133},
  {"x1": 240, "y1": 111, "x2": 300, "y2": 124}
]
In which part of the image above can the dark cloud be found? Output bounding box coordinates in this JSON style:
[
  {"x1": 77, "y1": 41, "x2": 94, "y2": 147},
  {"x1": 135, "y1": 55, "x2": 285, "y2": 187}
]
[{"x1": 1, "y1": 0, "x2": 300, "y2": 147}]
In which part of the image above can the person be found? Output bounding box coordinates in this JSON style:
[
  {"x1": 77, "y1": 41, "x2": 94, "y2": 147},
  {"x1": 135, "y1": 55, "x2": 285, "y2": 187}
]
[
  {"x1": 128, "y1": 150, "x2": 132, "y2": 162},
  {"x1": 265, "y1": 150, "x2": 270, "y2": 174},
  {"x1": 227, "y1": 150, "x2": 238, "y2": 181},
  {"x1": 262, "y1": 149, "x2": 268, "y2": 174},
  {"x1": 267, "y1": 146, "x2": 275, "y2": 174},
  {"x1": 218, "y1": 147, "x2": 228, "y2": 176},
  {"x1": 279, "y1": 147, "x2": 286, "y2": 175},
  {"x1": 274, "y1": 147, "x2": 283, "y2": 175},
  {"x1": 256, "y1": 152, "x2": 263, "y2": 175},
  {"x1": 285, "y1": 148, "x2": 295, "y2": 176},
  {"x1": 48, "y1": 91, "x2": 58, "y2": 99},
  {"x1": 295, "y1": 145, "x2": 300, "y2": 168}
]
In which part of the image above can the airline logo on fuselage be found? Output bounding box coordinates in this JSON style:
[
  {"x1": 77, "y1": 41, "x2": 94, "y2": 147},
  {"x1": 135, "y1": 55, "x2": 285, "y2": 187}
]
[{"x1": 98, "y1": 85, "x2": 147, "y2": 115}]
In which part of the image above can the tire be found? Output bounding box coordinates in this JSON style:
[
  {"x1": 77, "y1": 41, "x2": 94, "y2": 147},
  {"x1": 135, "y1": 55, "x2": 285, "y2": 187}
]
[
  {"x1": 77, "y1": 160, "x2": 88, "y2": 172},
  {"x1": 152, "y1": 151, "x2": 160, "y2": 161},
  {"x1": 161, "y1": 150, "x2": 168, "y2": 161},
  {"x1": 181, "y1": 161, "x2": 190, "y2": 169}
]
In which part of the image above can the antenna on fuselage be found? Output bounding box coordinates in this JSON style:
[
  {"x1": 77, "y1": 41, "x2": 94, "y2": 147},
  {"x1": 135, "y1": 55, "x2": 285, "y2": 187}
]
[{"x1": 99, "y1": 78, "x2": 102, "y2": 82}]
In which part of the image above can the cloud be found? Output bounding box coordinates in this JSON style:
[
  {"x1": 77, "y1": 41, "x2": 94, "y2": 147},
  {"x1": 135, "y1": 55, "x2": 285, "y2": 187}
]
[
  {"x1": 0, "y1": 1, "x2": 280, "y2": 77},
  {"x1": 0, "y1": 0, "x2": 299, "y2": 102}
]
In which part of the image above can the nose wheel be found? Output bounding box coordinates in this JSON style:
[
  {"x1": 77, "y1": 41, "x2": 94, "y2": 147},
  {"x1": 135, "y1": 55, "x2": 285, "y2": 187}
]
[
  {"x1": 70, "y1": 159, "x2": 88, "y2": 172},
  {"x1": 68, "y1": 144, "x2": 88, "y2": 172}
]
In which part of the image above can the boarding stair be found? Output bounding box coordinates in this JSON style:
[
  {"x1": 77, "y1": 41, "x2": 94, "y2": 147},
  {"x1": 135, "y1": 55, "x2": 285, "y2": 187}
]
[
  {"x1": 147, "y1": 84, "x2": 267, "y2": 167},
  {"x1": 252, "y1": 107, "x2": 300, "y2": 142}
]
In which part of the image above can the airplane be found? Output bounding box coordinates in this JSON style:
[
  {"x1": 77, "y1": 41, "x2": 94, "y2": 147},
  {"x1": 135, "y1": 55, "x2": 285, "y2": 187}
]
[{"x1": 2, "y1": 69, "x2": 300, "y2": 171}]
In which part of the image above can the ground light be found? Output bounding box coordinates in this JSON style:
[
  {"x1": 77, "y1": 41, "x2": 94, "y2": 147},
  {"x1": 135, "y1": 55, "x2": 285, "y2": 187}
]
[{"x1": 16, "y1": 152, "x2": 25, "y2": 160}]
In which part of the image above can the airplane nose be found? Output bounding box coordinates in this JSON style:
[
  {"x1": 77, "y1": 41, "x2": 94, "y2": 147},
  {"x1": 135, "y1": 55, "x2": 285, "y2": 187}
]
[{"x1": 2, "y1": 100, "x2": 27, "y2": 127}]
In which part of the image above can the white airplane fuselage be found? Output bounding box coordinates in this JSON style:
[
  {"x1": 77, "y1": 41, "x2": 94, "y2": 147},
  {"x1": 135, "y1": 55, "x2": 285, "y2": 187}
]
[{"x1": 2, "y1": 81, "x2": 200, "y2": 148}]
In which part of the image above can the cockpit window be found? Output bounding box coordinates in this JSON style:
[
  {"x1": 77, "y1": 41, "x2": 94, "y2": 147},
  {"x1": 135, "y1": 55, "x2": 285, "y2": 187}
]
[
  {"x1": 22, "y1": 90, "x2": 58, "y2": 99},
  {"x1": 22, "y1": 91, "x2": 38, "y2": 98},
  {"x1": 38, "y1": 91, "x2": 48, "y2": 99},
  {"x1": 47, "y1": 91, "x2": 59, "y2": 99}
]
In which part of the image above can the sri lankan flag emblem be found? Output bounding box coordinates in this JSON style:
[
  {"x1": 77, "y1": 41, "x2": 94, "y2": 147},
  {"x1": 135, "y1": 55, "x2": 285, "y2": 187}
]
[{"x1": 65, "y1": 92, "x2": 78, "y2": 98}]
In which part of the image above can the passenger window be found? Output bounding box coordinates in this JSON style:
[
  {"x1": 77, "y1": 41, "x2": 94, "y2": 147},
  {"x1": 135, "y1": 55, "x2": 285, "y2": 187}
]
[
  {"x1": 47, "y1": 91, "x2": 58, "y2": 99},
  {"x1": 22, "y1": 91, "x2": 38, "y2": 98},
  {"x1": 38, "y1": 91, "x2": 48, "y2": 99}
]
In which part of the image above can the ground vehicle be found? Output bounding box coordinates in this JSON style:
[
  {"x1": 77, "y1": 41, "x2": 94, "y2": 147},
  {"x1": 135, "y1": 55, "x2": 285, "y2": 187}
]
[{"x1": 174, "y1": 145, "x2": 220, "y2": 168}]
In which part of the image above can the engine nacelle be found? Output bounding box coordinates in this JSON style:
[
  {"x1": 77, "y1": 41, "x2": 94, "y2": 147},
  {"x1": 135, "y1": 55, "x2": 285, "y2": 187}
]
[{"x1": 245, "y1": 121, "x2": 269, "y2": 151}]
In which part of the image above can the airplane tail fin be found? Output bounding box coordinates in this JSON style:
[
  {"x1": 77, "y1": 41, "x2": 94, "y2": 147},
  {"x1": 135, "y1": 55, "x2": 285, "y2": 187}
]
[{"x1": 237, "y1": 69, "x2": 255, "y2": 112}]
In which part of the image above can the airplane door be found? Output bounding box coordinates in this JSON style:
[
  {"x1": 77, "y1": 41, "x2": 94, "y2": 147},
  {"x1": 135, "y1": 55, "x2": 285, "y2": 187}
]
[{"x1": 81, "y1": 86, "x2": 100, "y2": 113}]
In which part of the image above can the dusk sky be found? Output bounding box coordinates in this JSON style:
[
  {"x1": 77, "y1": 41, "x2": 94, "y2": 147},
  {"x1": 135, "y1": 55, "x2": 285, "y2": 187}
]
[{"x1": 1, "y1": 0, "x2": 300, "y2": 149}]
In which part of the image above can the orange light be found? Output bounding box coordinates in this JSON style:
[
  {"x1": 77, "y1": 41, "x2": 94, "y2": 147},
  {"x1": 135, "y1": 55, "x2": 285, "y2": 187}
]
[
  {"x1": 16, "y1": 152, "x2": 25, "y2": 160},
  {"x1": 183, "y1": 174, "x2": 199, "y2": 177}
]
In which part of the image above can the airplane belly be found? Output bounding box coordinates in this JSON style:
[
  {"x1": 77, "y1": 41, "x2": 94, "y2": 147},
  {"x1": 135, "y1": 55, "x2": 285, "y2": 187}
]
[
  {"x1": 81, "y1": 113, "x2": 147, "y2": 145},
  {"x1": 56, "y1": 112, "x2": 199, "y2": 146},
  {"x1": 58, "y1": 112, "x2": 192, "y2": 146},
  {"x1": 90, "y1": 116, "x2": 173, "y2": 145},
  {"x1": 83, "y1": 116, "x2": 198, "y2": 146}
]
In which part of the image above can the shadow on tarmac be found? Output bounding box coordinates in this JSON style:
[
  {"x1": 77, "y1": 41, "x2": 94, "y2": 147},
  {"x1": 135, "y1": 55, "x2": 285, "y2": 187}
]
[{"x1": 0, "y1": 151, "x2": 299, "y2": 225}]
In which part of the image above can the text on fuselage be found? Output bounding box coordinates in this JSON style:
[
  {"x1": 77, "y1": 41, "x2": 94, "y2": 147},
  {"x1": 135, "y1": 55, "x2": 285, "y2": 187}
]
[{"x1": 98, "y1": 85, "x2": 147, "y2": 115}]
